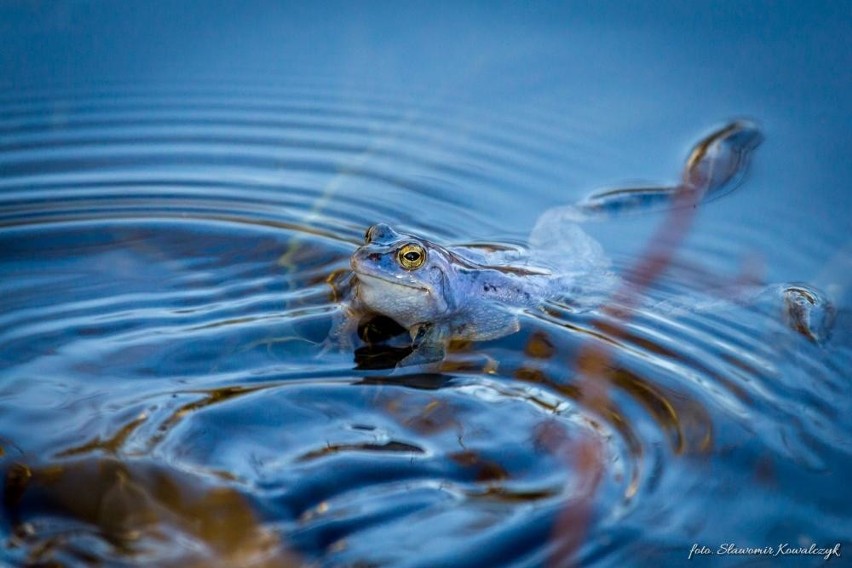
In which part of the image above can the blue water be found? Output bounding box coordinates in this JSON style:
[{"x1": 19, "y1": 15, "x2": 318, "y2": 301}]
[{"x1": 1, "y1": 2, "x2": 850, "y2": 566}]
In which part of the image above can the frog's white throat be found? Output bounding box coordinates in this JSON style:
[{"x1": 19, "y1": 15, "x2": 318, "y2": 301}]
[{"x1": 354, "y1": 271, "x2": 449, "y2": 326}]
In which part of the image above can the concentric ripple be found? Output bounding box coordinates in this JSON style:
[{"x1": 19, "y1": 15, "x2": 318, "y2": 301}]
[{"x1": 1, "y1": 83, "x2": 850, "y2": 567}]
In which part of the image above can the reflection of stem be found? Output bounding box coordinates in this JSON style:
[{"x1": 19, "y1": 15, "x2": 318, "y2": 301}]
[
  {"x1": 551, "y1": 179, "x2": 705, "y2": 567},
  {"x1": 549, "y1": 435, "x2": 605, "y2": 568},
  {"x1": 57, "y1": 413, "x2": 150, "y2": 458}
]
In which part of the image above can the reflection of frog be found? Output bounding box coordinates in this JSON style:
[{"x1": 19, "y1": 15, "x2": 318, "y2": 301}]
[{"x1": 332, "y1": 121, "x2": 828, "y2": 367}]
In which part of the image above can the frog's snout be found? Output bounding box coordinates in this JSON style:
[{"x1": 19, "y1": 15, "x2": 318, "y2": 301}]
[{"x1": 350, "y1": 248, "x2": 378, "y2": 271}]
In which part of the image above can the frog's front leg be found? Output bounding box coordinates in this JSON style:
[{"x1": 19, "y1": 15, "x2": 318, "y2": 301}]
[
  {"x1": 396, "y1": 322, "x2": 449, "y2": 368},
  {"x1": 321, "y1": 303, "x2": 360, "y2": 357}
]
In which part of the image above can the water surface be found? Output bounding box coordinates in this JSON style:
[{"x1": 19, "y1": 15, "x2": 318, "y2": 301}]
[{"x1": 1, "y1": 2, "x2": 850, "y2": 566}]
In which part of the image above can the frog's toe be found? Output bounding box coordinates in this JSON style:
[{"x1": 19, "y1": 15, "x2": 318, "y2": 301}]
[
  {"x1": 780, "y1": 284, "x2": 836, "y2": 344},
  {"x1": 396, "y1": 341, "x2": 446, "y2": 370}
]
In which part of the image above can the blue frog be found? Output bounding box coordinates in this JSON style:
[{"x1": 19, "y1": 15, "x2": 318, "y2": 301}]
[{"x1": 332, "y1": 121, "x2": 831, "y2": 367}]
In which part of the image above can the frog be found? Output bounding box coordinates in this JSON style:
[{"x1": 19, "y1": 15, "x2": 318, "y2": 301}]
[
  {"x1": 330, "y1": 120, "x2": 829, "y2": 368},
  {"x1": 334, "y1": 199, "x2": 623, "y2": 367},
  {"x1": 347, "y1": 223, "x2": 553, "y2": 366}
]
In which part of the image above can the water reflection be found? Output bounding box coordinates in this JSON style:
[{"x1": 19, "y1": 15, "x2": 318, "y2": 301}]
[
  {"x1": 3, "y1": 458, "x2": 297, "y2": 567},
  {"x1": 1, "y1": 73, "x2": 850, "y2": 567}
]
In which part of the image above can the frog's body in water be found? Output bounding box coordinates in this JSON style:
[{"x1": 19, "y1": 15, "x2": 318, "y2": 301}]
[
  {"x1": 345, "y1": 207, "x2": 619, "y2": 364},
  {"x1": 333, "y1": 121, "x2": 826, "y2": 367},
  {"x1": 353, "y1": 223, "x2": 543, "y2": 333},
  {"x1": 348, "y1": 223, "x2": 589, "y2": 365}
]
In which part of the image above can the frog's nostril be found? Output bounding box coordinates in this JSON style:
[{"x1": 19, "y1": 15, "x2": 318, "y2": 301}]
[{"x1": 368, "y1": 253, "x2": 381, "y2": 261}]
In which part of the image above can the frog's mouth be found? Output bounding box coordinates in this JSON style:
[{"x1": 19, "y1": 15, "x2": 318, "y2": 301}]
[{"x1": 354, "y1": 271, "x2": 429, "y2": 292}]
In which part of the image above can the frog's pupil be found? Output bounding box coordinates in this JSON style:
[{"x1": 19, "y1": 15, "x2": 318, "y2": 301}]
[{"x1": 405, "y1": 251, "x2": 420, "y2": 261}]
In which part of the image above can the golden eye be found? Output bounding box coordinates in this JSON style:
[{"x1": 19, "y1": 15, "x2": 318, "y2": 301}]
[
  {"x1": 364, "y1": 226, "x2": 374, "y2": 243},
  {"x1": 397, "y1": 243, "x2": 426, "y2": 270}
]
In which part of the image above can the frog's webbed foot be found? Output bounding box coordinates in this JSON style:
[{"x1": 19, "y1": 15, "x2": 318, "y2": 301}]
[
  {"x1": 779, "y1": 284, "x2": 836, "y2": 344},
  {"x1": 395, "y1": 323, "x2": 448, "y2": 370},
  {"x1": 679, "y1": 119, "x2": 763, "y2": 200},
  {"x1": 549, "y1": 120, "x2": 763, "y2": 222},
  {"x1": 653, "y1": 282, "x2": 836, "y2": 345}
]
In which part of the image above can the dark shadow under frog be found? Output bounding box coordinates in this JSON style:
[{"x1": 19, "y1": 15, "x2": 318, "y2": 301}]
[{"x1": 330, "y1": 121, "x2": 836, "y2": 368}]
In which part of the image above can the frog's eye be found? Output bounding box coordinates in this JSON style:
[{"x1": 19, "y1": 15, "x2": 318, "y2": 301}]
[
  {"x1": 397, "y1": 243, "x2": 426, "y2": 270},
  {"x1": 364, "y1": 226, "x2": 374, "y2": 243}
]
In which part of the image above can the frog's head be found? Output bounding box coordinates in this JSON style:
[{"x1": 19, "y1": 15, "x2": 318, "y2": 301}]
[{"x1": 351, "y1": 223, "x2": 455, "y2": 327}]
